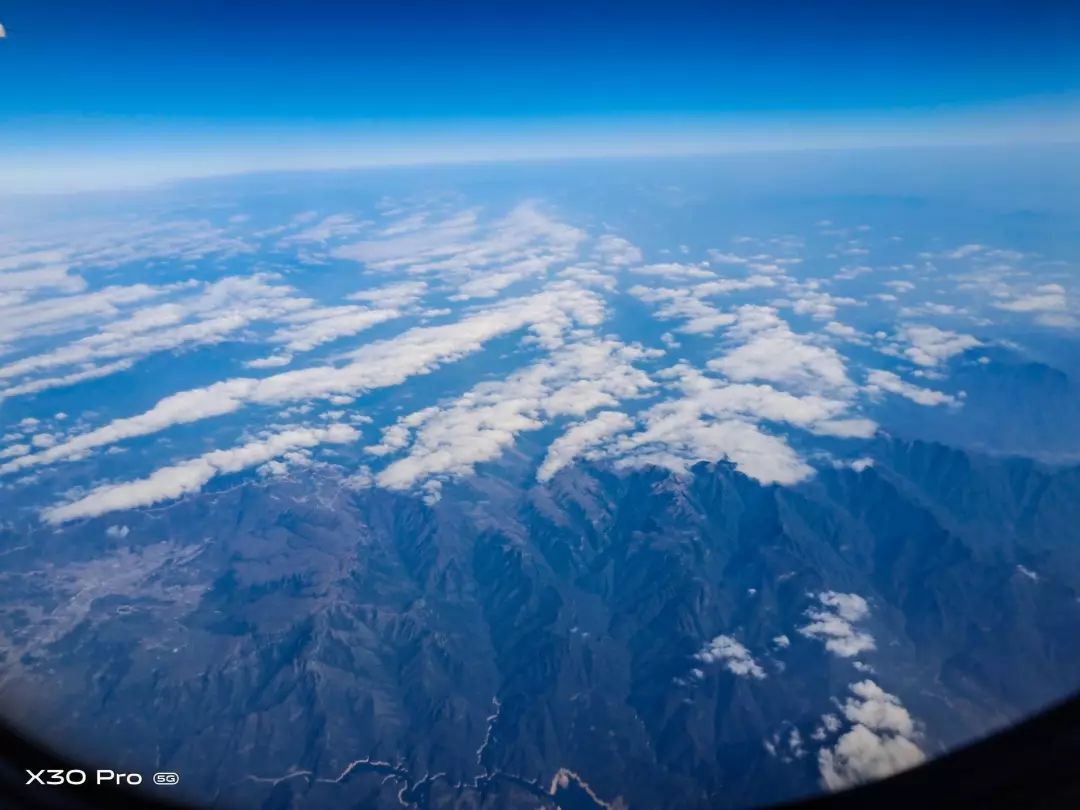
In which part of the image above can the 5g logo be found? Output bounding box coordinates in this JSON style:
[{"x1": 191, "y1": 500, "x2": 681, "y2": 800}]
[{"x1": 153, "y1": 772, "x2": 180, "y2": 785}]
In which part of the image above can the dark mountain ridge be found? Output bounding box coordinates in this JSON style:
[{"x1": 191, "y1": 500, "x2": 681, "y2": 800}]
[{"x1": 0, "y1": 438, "x2": 1078, "y2": 808}]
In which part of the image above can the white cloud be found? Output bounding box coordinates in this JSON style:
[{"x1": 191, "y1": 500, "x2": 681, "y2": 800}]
[
  {"x1": 630, "y1": 286, "x2": 736, "y2": 335},
  {"x1": 884, "y1": 280, "x2": 916, "y2": 293},
  {"x1": 708, "y1": 306, "x2": 853, "y2": 392},
  {"x1": 372, "y1": 339, "x2": 656, "y2": 491},
  {"x1": 706, "y1": 250, "x2": 750, "y2": 266},
  {"x1": 631, "y1": 262, "x2": 715, "y2": 280},
  {"x1": 798, "y1": 591, "x2": 876, "y2": 658},
  {"x1": 694, "y1": 276, "x2": 778, "y2": 296},
  {"x1": 866, "y1": 369, "x2": 957, "y2": 407},
  {"x1": 1033, "y1": 312, "x2": 1080, "y2": 329},
  {"x1": 537, "y1": 411, "x2": 635, "y2": 482},
  {"x1": 764, "y1": 725, "x2": 808, "y2": 762},
  {"x1": 332, "y1": 210, "x2": 479, "y2": 265},
  {"x1": 944, "y1": 244, "x2": 985, "y2": 259},
  {"x1": 591, "y1": 362, "x2": 874, "y2": 485},
  {"x1": 0, "y1": 275, "x2": 312, "y2": 386},
  {"x1": 824, "y1": 321, "x2": 860, "y2": 339},
  {"x1": 557, "y1": 265, "x2": 617, "y2": 290},
  {"x1": 0, "y1": 249, "x2": 69, "y2": 272},
  {"x1": 450, "y1": 258, "x2": 550, "y2": 300},
  {"x1": 994, "y1": 283, "x2": 1068, "y2": 314},
  {"x1": 43, "y1": 425, "x2": 359, "y2": 524},
  {"x1": 0, "y1": 359, "x2": 137, "y2": 401},
  {"x1": 631, "y1": 276, "x2": 780, "y2": 336},
  {"x1": 695, "y1": 634, "x2": 766, "y2": 679},
  {"x1": 1, "y1": 286, "x2": 605, "y2": 477},
  {"x1": 607, "y1": 404, "x2": 814, "y2": 486},
  {"x1": 334, "y1": 205, "x2": 585, "y2": 305},
  {"x1": 278, "y1": 213, "x2": 368, "y2": 244},
  {"x1": 818, "y1": 680, "x2": 926, "y2": 790},
  {"x1": 782, "y1": 288, "x2": 859, "y2": 321},
  {"x1": 269, "y1": 304, "x2": 402, "y2": 352},
  {"x1": 346, "y1": 281, "x2": 428, "y2": 309},
  {"x1": 593, "y1": 234, "x2": 643, "y2": 267},
  {"x1": 245, "y1": 354, "x2": 293, "y2": 369},
  {"x1": 1016, "y1": 564, "x2": 1039, "y2": 582},
  {"x1": 900, "y1": 325, "x2": 980, "y2": 367},
  {"x1": 0, "y1": 262, "x2": 85, "y2": 297},
  {"x1": 0, "y1": 283, "x2": 176, "y2": 345},
  {"x1": 898, "y1": 302, "x2": 966, "y2": 319}
]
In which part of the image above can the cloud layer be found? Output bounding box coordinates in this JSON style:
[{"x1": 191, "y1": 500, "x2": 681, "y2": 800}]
[{"x1": 1, "y1": 195, "x2": 1060, "y2": 523}]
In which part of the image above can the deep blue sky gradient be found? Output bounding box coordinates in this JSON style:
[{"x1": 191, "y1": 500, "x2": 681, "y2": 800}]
[
  {"x1": 5, "y1": 1, "x2": 1080, "y2": 118},
  {"x1": 2, "y1": 1, "x2": 1079, "y2": 191}
]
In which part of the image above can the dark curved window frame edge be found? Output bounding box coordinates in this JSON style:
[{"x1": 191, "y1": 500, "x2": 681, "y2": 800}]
[{"x1": 0, "y1": 690, "x2": 1078, "y2": 810}]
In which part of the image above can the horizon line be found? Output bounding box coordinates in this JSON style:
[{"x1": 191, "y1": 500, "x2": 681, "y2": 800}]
[{"x1": 4, "y1": 106, "x2": 1080, "y2": 197}]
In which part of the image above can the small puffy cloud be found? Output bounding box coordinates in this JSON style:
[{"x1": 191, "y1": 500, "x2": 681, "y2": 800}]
[
  {"x1": 631, "y1": 262, "x2": 715, "y2": 280},
  {"x1": 611, "y1": 411, "x2": 813, "y2": 485},
  {"x1": 812, "y1": 713, "x2": 842, "y2": 740},
  {"x1": 884, "y1": 280, "x2": 916, "y2": 293},
  {"x1": 1016, "y1": 564, "x2": 1039, "y2": 582},
  {"x1": 706, "y1": 250, "x2": 749, "y2": 265},
  {"x1": 245, "y1": 354, "x2": 293, "y2": 369},
  {"x1": 900, "y1": 325, "x2": 980, "y2": 367},
  {"x1": 708, "y1": 306, "x2": 853, "y2": 392},
  {"x1": 994, "y1": 284, "x2": 1068, "y2": 314},
  {"x1": 594, "y1": 234, "x2": 643, "y2": 267},
  {"x1": 279, "y1": 213, "x2": 368, "y2": 244},
  {"x1": 783, "y1": 288, "x2": 859, "y2": 321},
  {"x1": 818, "y1": 680, "x2": 926, "y2": 790},
  {"x1": 0, "y1": 443, "x2": 31, "y2": 459},
  {"x1": 944, "y1": 243, "x2": 985, "y2": 259},
  {"x1": 537, "y1": 411, "x2": 635, "y2": 482},
  {"x1": 31, "y1": 433, "x2": 57, "y2": 448},
  {"x1": 630, "y1": 286, "x2": 737, "y2": 335},
  {"x1": 824, "y1": 321, "x2": 860, "y2": 339},
  {"x1": 841, "y1": 680, "x2": 916, "y2": 737},
  {"x1": 798, "y1": 591, "x2": 875, "y2": 658},
  {"x1": 820, "y1": 591, "x2": 870, "y2": 622},
  {"x1": 695, "y1": 634, "x2": 766, "y2": 679},
  {"x1": 1033, "y1": 312, "x2": 1080, "y2": 329},
  {"x1": 764, "y1": 725, "x2": 808, "y2": 762},
  {"x1": 897, "y1": 302, "x2": 965, "y2": 320},
  {"x1": 346, "y1": 280, "x2": 428, "y2": 309},
  {"x1": 866, "y1": 369, "x2": 957, "y2": 407},
  {"x1": 629, "y1": 278, "x2": 777, "y2": 336},
  {"x1": 819, "y1": 725, "x2": 925, "y2": 790},
  {"x1": 558, "y1": 265, "x2": 617, "y2": 290},
  {"x1": 269, "y1": 304, "x2": 402, "y2": 352}
]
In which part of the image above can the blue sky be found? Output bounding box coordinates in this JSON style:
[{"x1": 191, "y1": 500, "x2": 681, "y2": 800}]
[{"x1": 2, "y1": 0, "x2": 1080, "y2": 192}]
